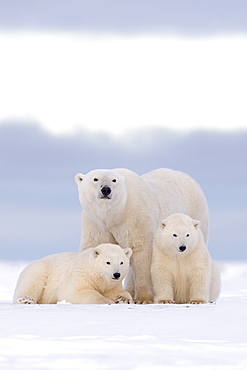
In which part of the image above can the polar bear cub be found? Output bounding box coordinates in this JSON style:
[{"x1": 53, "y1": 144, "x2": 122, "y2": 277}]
[
  {"x1": 13, "y1": 243, "x2": 133, "y2": 304},
  {"x1": 151, "y1": 213, "x2": 220, "y2": 304}
]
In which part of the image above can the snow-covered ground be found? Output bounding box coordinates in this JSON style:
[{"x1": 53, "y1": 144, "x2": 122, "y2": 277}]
[{"x1": 0, "y1": 260, "x2": 247, "y2": 370}]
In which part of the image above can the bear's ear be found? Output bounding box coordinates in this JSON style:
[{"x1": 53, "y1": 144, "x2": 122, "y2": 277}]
[
  {"x1": 160, "y1": 220, "x2": 167, "y2": 229},
  {"x1": 124, "y1": 248, "x2": 132, "y2": 259},
  {"x1": 193, "y1": 219, "x2": 201, "y2": 229},
  {"x1": 75, "y1": 173, "x2": 84, "y2": 184},
  {"x1": 93, "y1": 249, "x2": 100, "y2": 258}
]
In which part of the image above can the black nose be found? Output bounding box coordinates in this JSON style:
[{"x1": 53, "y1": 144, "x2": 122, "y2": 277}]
[
  {"x1": 179, "y1": 246, "x2": 186, "y2": 252},
  {"x1": 101, "y1": 186, "x2": 111, "y2": 197},
  {"x1": 113, "y1": 272, "x2": 121, "y2": 280}
]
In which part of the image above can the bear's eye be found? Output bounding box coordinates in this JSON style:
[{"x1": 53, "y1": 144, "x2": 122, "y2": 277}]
[
  {"x1": 186, "y1": 234, "x2": 190, "y2": 237},
  {"x1": 93, "y1": 178, "x2": 99, "y2": 182},
  {"x1": 106, "y1": 261, "x2": 111, "y2": 265},
  {"x1": 112, "y1": 179, "x2": 117, "y2": 183},
  {"x1": 120, "y1": 262, "x2": 123, "y2": 265},
  {"x1": 173, "y1": 234, "x2": 177, "y2": 237}
]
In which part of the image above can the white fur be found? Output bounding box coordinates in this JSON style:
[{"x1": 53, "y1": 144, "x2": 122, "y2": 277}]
[
  {"x1": 151, "y1": 213, "x2": 221, "y2": 304},
  {"x1": 13, "y1": 244, "x2": 133, "y2": 304},
  {"x1": 75, "y1": 168, "x2": 209, "y2": 303}
]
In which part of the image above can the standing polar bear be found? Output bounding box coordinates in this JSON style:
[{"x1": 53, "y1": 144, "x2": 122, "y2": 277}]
[
  {"x1": 151, "y1": 213, "x2": 220, "y2": 304},
  {"x1": 13, "y1": 243, "x2": 133, "y2": 304},
  {"x1": 75, "y1": 168, "x2": 209, "y2": 303}
]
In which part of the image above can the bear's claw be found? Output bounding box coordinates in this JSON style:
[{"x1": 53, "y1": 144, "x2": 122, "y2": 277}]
[
  {"x1": 114, "y1": 295, "x2": 133, "y2": 304},
  {"x1": 156, "y1": 299, "x2": 175, "y2": 304},
  {"x1": 16, "y1": 296, "x2": 36, "y2": 304},
  {"x1": 189, "y1": 299, "x2": 207, "y2": 304},
  {"x1": 134, "y1": 298, "x2": 154, "y2": 304}
]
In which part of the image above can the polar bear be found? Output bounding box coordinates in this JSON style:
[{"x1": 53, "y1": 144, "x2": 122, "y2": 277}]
[
  {"x1": 151, "y1": 213, "x2": 220, "y2": 304},
  {"x1": 13, "y1": 243, "x2": 133, "y2": 304},
  {"x1": 75, "y1": 168, "x2": 209, "y2": 304}
]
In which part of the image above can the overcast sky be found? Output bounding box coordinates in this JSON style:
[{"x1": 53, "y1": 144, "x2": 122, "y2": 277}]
[
  {"x1": 0, "y1": 0, "x2": 247, "y2": 35},
  {"x1": 0, "y1": 2, "x2": 247, "y2": 261}
]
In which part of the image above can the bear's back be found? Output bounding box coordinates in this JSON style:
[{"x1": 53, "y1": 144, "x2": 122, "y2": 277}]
[{"x1": 143, "y1": 168, "x2": 208, "y2": 242}]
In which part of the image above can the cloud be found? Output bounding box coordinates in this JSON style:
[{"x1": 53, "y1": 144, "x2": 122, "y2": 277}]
[
  {"x1": 1, "y1": 121, "x2": 247, "y2": 260},
  {"x1": 1, "y1": 34, "x2": 247, "y2": 136},
  {"x1": 0, "y1": 0, "x2": 247, "y2": 36}
]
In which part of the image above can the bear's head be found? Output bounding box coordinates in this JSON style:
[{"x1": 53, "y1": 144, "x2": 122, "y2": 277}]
[
  {"x1": 92, "y1": 243, "x2": 132, "y2": 283},
  {"x1": 75, "y1": 169, "x2": 127, "y2": 210},
  {"x1": 156, "y1": 213, "x2": 201, "y2": 257}
]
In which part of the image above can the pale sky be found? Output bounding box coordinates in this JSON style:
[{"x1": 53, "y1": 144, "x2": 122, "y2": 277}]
[
  {"x1": 1, "y1": 32, "x2": 247, "y2": 136},
  {"x1": 1, "y1": 0, "x2": 247, "y2": 136}
]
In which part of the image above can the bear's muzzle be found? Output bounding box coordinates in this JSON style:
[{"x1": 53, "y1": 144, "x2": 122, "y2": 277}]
[
  {"x1": 112, "y1": 272, "x2": 121, "y2": 280},
  {"x1": 101, "y1": 186, "x2": 112, "y2": 199}
]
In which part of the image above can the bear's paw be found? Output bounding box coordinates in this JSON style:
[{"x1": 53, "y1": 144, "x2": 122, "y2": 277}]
[
  {"x1": 189, "y1": 299, "x2": 207, "y2": 304},
  {"x1": 156, "y1": 299, "x2": 175, "y2": 304},
  {"x1": 113, "y1": 295, "x2": 133, "y2": 304},
  {"x1": 134, "y1": 297, "x2": 154, "y2": 305},
  {"x1": 16, "y1": 296, "x2": 37, "y2": 304}
]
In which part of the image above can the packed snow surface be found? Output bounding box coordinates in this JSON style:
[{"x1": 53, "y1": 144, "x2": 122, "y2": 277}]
[{"x1": 0, "y1": 260, "x2": 247, "y2": 369}]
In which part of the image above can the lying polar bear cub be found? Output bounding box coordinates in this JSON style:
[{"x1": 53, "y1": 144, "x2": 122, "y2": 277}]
[
  {"x1": 13, "y1": 243, "x2": 133, "y2": 304},
  {"x1": 151, "y1": 213, "x2": 220, "y2": 304}
]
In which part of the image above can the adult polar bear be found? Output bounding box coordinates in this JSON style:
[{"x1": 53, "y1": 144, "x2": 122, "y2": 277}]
[{"x1": 75, "y1": 168, "x2": 209, "y2": 304}]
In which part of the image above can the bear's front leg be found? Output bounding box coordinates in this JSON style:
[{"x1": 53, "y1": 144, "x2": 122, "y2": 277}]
[
  {"x1": 67, "y1": 289, "x2": 115, "y2": 304},
  {"x1": 108, "y1": 288, "x2": 133, "y2": 304},
  {"x1": 152, "y1": 275, "x2": 174, "y2": 304},
  {"x1": 189, "y1": 267, "x2": 210, "y2": 304},
  {"x1": 80, "y1": 216, "x2": 117, "y2": 251},
  {"x1": 129, "y1": 248, "x2": 154, "y2": 304}
]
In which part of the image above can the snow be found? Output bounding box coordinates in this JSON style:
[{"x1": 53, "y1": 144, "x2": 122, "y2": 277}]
[{"x1": 0, "y1": 260, "x2": 247, "y2": 369}]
